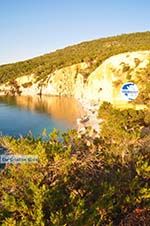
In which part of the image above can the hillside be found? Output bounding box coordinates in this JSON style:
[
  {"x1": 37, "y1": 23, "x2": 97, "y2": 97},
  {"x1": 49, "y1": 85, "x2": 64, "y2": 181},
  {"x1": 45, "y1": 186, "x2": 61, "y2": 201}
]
[
  {"x1": 0, "y1": 50, "x2": 149, "y2": 109},
  {"x1": 0, "y1": 32, "x2": 150, "y2": 225},
  {"x1": 0, "y1": 31, "x2": 150, "y2": 84}
]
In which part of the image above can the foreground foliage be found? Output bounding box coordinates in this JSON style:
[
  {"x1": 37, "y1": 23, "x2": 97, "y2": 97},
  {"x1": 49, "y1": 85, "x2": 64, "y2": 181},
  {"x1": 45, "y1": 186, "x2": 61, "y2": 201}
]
[{"x1": 0, "y1": 104, "x2": 149, "y2": 225}]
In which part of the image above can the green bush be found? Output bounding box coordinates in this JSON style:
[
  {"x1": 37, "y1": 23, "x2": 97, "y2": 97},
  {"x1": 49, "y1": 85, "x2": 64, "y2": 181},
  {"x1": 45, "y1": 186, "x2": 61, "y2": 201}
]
[{"x1": 0, "y1": 104, "x2": 149, "y2": 225}]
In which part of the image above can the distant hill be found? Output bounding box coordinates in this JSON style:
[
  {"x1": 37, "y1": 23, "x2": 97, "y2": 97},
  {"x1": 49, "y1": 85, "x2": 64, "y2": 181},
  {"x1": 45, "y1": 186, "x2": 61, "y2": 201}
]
[{"x1": 0, "y1": 31, "x2": 150, "y2": 83}]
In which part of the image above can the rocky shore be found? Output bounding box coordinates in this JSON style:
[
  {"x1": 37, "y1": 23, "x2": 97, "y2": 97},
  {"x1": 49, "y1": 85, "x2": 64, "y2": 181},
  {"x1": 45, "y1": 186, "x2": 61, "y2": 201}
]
[{"x1": 76, "y1": 98, "x2": 103, "y2": 136}]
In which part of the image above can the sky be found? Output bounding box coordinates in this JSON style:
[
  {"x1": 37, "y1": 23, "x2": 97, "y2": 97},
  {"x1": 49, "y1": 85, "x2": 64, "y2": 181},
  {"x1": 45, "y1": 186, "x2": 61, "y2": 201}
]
[{"x1": 0, "y1": 0, "x2": 150, "y2": 65}]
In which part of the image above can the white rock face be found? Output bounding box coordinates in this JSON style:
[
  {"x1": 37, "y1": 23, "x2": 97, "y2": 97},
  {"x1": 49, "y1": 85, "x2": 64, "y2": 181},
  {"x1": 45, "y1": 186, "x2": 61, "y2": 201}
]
[
  {"x1": 40, "y1": 63, "x2": 87, "y2": 97},
  {"x1": 0, "y1": 51, "x2": 149, "y2": 108},
  {"x1": 84, "y1": 51, "x2": 150, "y2": 106}
]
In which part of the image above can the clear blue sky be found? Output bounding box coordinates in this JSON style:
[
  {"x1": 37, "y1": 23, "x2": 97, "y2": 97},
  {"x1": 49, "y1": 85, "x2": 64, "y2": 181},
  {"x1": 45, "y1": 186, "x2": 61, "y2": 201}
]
[{"x1": 0, "y1": 0, "x2": 149, "y2": 65}]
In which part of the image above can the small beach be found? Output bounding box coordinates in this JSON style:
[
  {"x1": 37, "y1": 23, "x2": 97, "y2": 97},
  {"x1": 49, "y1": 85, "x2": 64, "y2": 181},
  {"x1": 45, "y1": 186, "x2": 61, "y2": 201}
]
[{"x1": 76, "y1": 98, "x2": 103, "y2": 135}]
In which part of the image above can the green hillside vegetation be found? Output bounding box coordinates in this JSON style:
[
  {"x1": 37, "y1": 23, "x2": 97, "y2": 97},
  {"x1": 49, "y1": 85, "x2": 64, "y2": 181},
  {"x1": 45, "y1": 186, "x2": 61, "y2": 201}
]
[
  {"x1": 135, "y1": 61, "x2": 150, "y2": 106},
  {"x1": 0, "y1": 104, "x2": 149, "y2": 225},
  {"x1": 0, "y1": 31, "x2": 150, "y2": 83}
]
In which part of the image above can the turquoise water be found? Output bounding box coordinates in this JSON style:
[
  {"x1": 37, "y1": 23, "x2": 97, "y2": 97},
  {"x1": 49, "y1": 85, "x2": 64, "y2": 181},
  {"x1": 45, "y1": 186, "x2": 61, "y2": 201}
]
[{"x1": 0, "y1": 95, "x2": 83, "y2": 137}]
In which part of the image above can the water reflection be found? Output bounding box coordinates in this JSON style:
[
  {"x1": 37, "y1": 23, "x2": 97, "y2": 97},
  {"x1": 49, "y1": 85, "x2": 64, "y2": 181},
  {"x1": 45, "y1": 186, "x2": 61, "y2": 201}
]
[{"x1": 0, "y1": 95, "x2": 84, "y2": 137}]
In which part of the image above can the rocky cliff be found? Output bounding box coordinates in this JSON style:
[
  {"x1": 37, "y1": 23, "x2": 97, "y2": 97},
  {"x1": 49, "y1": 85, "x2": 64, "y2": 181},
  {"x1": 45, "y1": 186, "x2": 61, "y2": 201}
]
[{"x1": 0, "y1": 51, "x2": 150, "y2": 108}]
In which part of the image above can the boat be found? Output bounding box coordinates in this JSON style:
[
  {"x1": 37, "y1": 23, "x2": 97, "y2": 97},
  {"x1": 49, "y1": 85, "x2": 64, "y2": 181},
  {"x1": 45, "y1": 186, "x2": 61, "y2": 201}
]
[{"x1": 80, "y1": 115, "x2": 90, "y2": 123}]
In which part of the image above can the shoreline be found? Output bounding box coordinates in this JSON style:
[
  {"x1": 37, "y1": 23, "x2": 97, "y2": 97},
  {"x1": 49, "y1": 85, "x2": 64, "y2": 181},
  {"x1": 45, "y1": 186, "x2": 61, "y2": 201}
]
[
  {"x1": 0, "y1": 93, "x2": 102, "y2": 135},
  {"x1": 76, "y1": 98, "x2": 102, "y2": 136}
]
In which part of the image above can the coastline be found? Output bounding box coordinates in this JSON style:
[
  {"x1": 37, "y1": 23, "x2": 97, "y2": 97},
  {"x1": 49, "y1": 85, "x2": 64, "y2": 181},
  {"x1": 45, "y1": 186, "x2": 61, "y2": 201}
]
[
  {"x1": 0, "y1": 92, "x2": 102, "y2": 136},
  {"x1": 76, "y1": 97, "x2": 102, "y2": 136}
]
